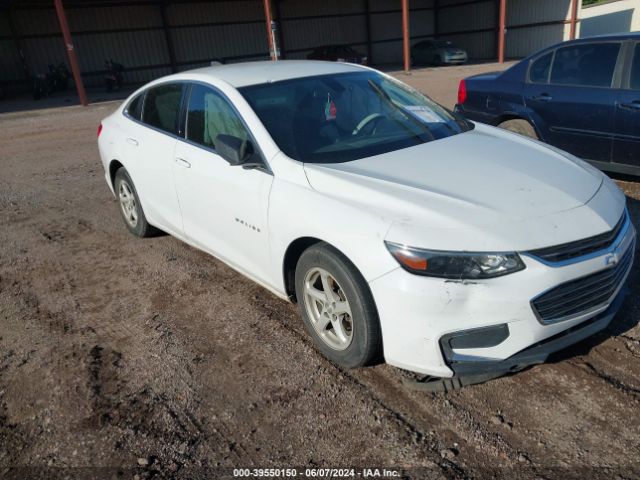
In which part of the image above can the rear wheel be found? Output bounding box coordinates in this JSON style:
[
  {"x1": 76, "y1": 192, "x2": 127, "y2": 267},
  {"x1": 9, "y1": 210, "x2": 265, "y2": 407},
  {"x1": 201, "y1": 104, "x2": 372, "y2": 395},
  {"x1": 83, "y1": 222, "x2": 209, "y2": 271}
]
[
  {"x1": 114, "y1": 168, "x2": 157, "y2": 238},
  {"x1": 295, "y1": 243, "x2": 382, "y2": 368},
  {"x1": 498, "y1": 119, "x2": 539, "y2": 140}
]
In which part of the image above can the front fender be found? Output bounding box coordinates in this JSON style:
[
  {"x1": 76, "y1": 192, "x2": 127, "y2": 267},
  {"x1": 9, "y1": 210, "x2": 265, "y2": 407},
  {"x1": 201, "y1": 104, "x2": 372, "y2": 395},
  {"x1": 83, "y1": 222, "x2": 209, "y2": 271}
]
[{"x1": 266, "y1": 163, "x2": 397, "y2": 294}]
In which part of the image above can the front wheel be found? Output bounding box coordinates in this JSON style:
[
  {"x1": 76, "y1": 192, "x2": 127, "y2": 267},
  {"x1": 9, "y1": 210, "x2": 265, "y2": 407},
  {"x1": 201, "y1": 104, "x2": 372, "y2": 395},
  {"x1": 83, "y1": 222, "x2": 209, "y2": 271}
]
[{"x1": 295, "y1": 243, "x2": 382, "y2": 368}]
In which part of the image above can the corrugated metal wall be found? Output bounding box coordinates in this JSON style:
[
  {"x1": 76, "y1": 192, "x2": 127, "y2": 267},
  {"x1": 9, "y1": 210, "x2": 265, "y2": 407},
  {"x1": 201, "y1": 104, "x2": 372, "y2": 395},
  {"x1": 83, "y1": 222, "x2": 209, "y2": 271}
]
[
  {"x1": 438, "y1": 0, "x2": 496, "y2": 59},
  {"x1": 0, "y1": 1, "x2": 270, "y2": 91},
  {"x1": 167, "y1": 0, "x2": 267, "y2": 67},
  {"x1": 0, "y1": 0, "x2": 579, "y2": 94},
  {"x1": 505, "y1": 0, "x2": 575, "y2": 58},
  {"x1": 0, "y1": 13, "x2": 25, "y2": 87},
  {"x1": 279, "y1": 0, "x2": 367, "y2": 60},
  {"x1": 369, "y1": 0, "x2": 434, "y2": 64}
]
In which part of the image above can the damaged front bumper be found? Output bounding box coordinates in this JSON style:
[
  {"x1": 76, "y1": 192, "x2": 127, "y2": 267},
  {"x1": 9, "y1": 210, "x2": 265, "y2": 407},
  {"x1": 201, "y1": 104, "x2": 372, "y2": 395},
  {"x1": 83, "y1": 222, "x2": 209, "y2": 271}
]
[{"x1": 405, "y1": 285, "x2": 628, "y2": 392}]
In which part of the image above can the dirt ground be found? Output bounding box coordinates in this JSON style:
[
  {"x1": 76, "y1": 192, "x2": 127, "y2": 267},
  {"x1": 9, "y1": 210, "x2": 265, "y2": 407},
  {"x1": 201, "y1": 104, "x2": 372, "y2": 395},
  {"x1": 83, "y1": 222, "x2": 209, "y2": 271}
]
[{"x1": 1, "y1": 63, "x2": 639, "y2": 480}]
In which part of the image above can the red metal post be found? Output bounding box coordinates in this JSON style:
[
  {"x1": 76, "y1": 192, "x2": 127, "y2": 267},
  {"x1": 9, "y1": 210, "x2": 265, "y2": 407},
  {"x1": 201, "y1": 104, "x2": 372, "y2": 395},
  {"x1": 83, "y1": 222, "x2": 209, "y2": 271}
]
[
  {"x1": 53, "y1": 0, "x2": 88, "y2": 106},
  {"x1": 263, "y1": 0, "x2": 276, "y2": 60},
  {"x1": 569, "y1": 0, "x2": 579, "y2": 40},
  {"x1": 402, "y1": 0, "x2": 410, "y2": 72},
  {"x1": 497, "y1": 0, "x2": 506, "y2": 63}
]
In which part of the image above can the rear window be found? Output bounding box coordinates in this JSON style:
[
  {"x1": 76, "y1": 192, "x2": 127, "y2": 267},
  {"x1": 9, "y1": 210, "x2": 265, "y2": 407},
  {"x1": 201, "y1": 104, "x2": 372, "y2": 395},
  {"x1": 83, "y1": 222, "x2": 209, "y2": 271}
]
[
  {"x1": 142, "y1": 83, "x2": 184, "y2": 135},
  {"x1": 125, "y1": 93, "x2": 144, "y2": 120},
  {"x1": 529, "y1": 51, "x2": 553, "y2": 84},
  {"x1": 550, "y1": 43, "x2": 620, "y2": 88},
  {"x1": 630, "y1": 44, "x2": 640, "y2": 90}
]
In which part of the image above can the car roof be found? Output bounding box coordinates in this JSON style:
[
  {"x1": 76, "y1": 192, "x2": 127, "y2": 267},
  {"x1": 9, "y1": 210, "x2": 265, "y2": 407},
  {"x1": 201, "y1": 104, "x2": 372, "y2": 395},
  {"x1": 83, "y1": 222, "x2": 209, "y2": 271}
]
[
  {"x1": 181, "y1": 60, "x2": 368, "y2": 88},
  {"x1": 562, "y1": 31, "x2": 640, "y2": 44}
]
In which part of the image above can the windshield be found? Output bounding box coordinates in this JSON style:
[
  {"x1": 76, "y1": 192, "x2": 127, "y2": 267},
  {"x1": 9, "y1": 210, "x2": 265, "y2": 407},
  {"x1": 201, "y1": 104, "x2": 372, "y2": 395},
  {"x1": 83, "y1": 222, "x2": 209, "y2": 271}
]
[
  {"x1": 434, "y1": 40, "x2": 456, "y2": 48},
  {"x1": 239, "y1": 71, "x2": 472, "y2": 163}
]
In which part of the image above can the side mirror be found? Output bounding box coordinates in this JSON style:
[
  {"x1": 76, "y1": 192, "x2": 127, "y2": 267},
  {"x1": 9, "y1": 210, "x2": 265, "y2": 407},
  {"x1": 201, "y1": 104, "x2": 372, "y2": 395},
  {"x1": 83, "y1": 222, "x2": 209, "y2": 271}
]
[{"x1": 215, "y1": 134, "x2": 252, "y2": 166}]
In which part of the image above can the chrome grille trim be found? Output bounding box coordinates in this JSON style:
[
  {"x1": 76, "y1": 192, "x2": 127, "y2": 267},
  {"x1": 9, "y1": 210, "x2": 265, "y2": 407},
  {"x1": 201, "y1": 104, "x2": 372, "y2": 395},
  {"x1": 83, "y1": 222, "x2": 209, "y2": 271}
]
[
  {"x1": 527, "y1": 211, "x2": 627, "y2": 266},
  {"x1": 531, "y1": 242, "x2": 634, "y2": 325}
]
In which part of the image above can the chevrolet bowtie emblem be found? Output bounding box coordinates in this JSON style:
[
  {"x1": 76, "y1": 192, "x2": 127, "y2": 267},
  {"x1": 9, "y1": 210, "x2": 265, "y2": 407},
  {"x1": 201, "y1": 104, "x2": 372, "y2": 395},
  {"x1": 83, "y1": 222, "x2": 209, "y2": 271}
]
[{"x1": 604, "y1": 252, "x2": 619, "y2": 267}]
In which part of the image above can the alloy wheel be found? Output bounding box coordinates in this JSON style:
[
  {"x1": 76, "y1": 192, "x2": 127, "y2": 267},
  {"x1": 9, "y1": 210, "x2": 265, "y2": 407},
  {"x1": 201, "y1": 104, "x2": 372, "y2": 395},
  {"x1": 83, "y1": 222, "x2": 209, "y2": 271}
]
[
  {"x1": 302, "y1": 267, "x2": 354, "y2": 350},
  {"x1": 118, "y1": 180, "x2": 138, "y2": 228}
]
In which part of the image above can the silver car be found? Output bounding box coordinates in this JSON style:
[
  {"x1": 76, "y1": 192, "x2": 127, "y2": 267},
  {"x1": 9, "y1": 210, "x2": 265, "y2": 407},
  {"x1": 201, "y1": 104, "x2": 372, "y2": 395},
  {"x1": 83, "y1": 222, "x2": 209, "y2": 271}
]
[{"x1": 411, "y1": 40, "x2": 468, "y2": 66}]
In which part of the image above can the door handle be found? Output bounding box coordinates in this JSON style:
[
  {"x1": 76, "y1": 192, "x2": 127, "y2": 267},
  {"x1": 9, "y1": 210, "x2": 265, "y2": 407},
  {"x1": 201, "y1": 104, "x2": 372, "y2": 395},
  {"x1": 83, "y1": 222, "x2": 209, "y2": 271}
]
[
  {"x1": 619, "y1": 101, "x2": 640, "y2": 111},
  {"x1": 126, "y1": 137, "x2": 139, "y2": 146},
  {"x1": 175, "y1": 157, "x2": 191, "y2": 168},
  {"x1": 532, "y1": 94, "x2": 552, "y2": 102}
]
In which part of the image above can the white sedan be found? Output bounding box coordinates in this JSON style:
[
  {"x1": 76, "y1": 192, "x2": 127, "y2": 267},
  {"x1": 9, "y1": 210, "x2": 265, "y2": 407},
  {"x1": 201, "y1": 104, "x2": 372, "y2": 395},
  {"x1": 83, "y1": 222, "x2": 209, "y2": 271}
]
[{"x1": 98, "y1": 61, "x2": 635, "y2": 389}]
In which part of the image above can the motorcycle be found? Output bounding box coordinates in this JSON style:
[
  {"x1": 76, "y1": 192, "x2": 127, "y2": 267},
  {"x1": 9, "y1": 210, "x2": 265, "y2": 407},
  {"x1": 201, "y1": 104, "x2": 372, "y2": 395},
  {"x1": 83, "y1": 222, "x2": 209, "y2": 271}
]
[
  {"x1": 48, "y1": 63, "x2": 70, "y2": 92},
  {"x1": 32, "y1": 73, "x2": 49, "y2": 100},
  {"x1": 32, "y1": 62, "x2": 71, "y2": 100},
  {"x1": 105, "y1": 59, "x2": 124, "y2": 92}
]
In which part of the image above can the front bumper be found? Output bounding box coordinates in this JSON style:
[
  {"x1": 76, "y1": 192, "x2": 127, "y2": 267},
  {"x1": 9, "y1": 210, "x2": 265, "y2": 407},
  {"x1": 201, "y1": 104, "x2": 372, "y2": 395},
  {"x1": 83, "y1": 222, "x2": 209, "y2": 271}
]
[
  {"x1": 444, "y1": 285, "x2": 627, "y2": 378},
  {"x1": 369, "y1": 219, "x2": 635, "y2": 378},
  {"x1": 444, "y1": 54, "x2": 467, "y2": 64}
]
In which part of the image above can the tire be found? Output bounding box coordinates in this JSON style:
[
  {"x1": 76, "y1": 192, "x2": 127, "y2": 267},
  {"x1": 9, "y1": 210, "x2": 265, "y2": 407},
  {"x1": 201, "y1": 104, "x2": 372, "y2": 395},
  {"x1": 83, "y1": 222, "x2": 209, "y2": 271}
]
[
  {"x1": 433, "y1": 55, "x2": 442, "y2": 66},
  {"x1": 294, "y1": 243, "x2": 382, "y2": 368},
  {"x1": 113, "y1": 168, "x2": 157, "y2": 238},
  {"x1": 498, "y1": 119, "x2": 539, "y2": 140}
]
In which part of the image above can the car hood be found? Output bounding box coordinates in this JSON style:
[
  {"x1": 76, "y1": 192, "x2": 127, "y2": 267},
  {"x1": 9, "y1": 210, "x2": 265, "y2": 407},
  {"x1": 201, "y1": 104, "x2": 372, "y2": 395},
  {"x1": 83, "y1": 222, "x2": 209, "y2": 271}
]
[{"x1": 303, "y1": 124, "x2": 622, "y2": 251}]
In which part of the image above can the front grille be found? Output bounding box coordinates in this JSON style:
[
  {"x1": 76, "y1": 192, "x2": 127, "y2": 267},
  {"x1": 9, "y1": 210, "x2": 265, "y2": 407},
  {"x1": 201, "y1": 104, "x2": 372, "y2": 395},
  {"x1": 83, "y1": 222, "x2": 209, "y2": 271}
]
[
  {"x1": 531, "y1": 245, "x2": 634, "y2": 324},
  {"x1": 528, "y1": 212, "x2": 626, "y2": 264}
]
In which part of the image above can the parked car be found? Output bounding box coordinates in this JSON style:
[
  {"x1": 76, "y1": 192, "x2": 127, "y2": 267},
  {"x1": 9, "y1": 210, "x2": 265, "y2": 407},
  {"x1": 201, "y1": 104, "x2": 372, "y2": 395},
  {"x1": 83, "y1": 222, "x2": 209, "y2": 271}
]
[
  {"x1": 98, "y1": 60, "x2": 634, "y2": 390},
  {"x1": 455, "y1": 33, "x2": 640, "y2": 176},
  {"x1": 307, "y1": 45, "x2": 367, "y2": 65},
  {"x1": 411, "y1": 39, "x2": 468, "y2": 65}
]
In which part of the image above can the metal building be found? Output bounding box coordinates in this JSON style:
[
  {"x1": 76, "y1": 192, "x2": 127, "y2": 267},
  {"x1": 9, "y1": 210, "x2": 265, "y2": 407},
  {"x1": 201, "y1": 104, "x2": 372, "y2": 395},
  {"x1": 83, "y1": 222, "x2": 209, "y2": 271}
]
[
  {"x1": 580, "y1": 0, "x2": 640, "y2": 38},
  {"x1": 0, "y1": 0, "x2": 582, "y2": 105}
]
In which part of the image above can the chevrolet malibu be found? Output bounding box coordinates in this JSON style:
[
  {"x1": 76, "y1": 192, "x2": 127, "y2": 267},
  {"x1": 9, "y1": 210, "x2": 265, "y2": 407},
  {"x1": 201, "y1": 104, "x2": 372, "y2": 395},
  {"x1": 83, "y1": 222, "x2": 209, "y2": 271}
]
[{"x1": 97, "y1": 61, "x2": 635, "y2": 390}]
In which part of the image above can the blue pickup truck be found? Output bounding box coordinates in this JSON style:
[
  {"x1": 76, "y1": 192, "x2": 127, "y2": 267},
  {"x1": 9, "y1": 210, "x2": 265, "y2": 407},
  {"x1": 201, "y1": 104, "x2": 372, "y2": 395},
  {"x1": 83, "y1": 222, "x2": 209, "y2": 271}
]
[{"x1": 455, "y1": 33, "x2": 640, "y2": 176}]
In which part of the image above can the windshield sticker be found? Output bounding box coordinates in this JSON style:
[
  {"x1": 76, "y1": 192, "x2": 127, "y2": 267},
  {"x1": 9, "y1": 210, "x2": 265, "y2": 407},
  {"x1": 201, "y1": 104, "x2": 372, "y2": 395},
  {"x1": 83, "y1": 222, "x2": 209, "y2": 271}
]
[
  {"x1": 405, "y1": 105, "x2": 444, "y2": 123},
  {"x1": 324, "y1": 93, "x2": 337, "y2": 121}
]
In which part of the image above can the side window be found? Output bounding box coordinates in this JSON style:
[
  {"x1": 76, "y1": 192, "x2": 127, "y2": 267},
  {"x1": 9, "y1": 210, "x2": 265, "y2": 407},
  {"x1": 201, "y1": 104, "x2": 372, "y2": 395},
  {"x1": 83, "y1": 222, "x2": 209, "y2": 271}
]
[
  {"x1": 142, "y1": 83, "x2": 183, "y2": 135},
  {"x1": 630, "y1": 44, "x2": 640, "y2": 90},
  {"x1": 550, "y1": 43, "x2": 620, "y2": 88},
  {"x1": 529, "y1": 51, "x2": 553, "y2": 84},
  {"x1": 186, "y1": 84, "x2": 249, "y2": 150},
  {"x1": 126, "y1": 93, "x2": 144, "y2": 120}
]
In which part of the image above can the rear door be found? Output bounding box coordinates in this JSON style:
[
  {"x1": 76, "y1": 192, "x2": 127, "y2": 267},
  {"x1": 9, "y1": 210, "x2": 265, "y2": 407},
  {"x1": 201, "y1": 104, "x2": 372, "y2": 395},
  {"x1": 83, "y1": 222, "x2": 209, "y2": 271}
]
[
  {"x1": 612, "y1": 41, "x2": 640, "y2": 169},
  {"x1": 124, "y1": 82, "x2": 185, "y2": 236},
  {"x1": 524, "y1": 41, "x2": 623, "y2": 162},
  {"x1": 172, "y1": 83, "x2": 274, "y2": 284}
]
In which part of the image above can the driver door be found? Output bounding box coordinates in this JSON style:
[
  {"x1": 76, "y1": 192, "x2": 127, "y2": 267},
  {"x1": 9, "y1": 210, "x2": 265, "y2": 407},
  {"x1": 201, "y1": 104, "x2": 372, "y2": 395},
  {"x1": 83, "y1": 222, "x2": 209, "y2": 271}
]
[{"x1": 172, "y1": 83, "x2": 274, "y2": 285}]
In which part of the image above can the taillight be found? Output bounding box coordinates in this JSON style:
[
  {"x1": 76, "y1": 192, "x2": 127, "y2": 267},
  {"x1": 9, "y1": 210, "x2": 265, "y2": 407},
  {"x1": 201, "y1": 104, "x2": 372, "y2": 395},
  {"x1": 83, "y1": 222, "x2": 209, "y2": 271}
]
[
  {"x1": 97, "y1": 123, "x2": 103, "y2": 137},
  {"x1": 457, "y1": 79, "x2": 467, "y2": 105}
]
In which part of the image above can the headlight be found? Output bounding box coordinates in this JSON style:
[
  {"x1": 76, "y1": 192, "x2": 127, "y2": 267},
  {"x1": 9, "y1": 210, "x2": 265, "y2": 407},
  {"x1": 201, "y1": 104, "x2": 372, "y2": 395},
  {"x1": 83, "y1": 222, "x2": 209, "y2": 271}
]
[{"x1": 385, "y1": 242, "x2": 525, "y2": 279}]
